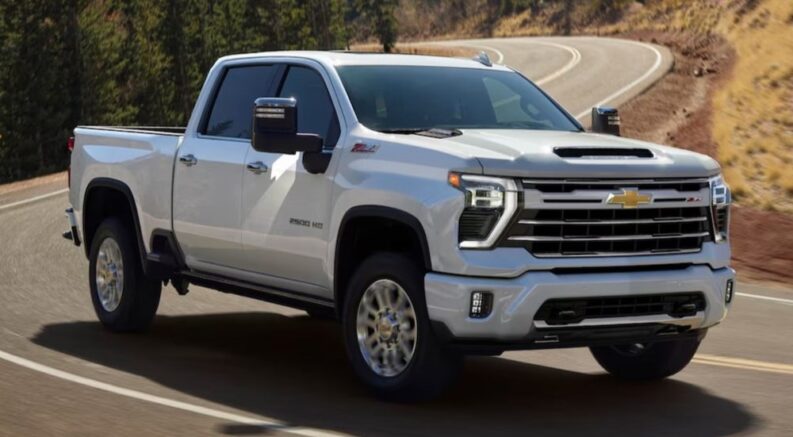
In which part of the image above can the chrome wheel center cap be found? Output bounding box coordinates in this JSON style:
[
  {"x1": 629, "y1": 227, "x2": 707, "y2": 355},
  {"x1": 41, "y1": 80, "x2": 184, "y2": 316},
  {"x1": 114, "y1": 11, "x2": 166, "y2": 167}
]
[{"x1": 377, "y1": 313, "x2": 399, "y2": 342}]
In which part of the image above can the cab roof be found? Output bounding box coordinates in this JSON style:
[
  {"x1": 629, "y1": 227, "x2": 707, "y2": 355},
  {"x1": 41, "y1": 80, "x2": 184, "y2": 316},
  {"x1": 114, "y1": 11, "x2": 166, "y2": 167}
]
[{"x1": 216, "y1": 50, "x2": 512, "y2": 71}]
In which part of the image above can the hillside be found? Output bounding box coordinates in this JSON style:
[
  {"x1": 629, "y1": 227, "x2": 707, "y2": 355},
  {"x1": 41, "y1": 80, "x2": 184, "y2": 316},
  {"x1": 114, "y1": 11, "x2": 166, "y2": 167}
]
[{"x1": 393, "y1": 0, "x2": 793, "y2": 214}]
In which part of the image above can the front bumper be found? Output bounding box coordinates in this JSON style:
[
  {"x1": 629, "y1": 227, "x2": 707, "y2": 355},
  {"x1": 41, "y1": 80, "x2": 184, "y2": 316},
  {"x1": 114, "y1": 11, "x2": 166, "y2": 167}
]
[{"x1": 425, "y1": 265, "x2": 734, "y2": 346}]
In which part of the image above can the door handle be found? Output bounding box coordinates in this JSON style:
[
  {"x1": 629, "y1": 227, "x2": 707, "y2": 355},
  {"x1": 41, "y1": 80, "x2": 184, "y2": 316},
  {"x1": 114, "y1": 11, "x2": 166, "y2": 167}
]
[
  {"x1": 246, "y1": 161, "x2": 268, "y2": 174},
  {"x1": 179, "y1": 154, "x2": 197, "y2": 167}
]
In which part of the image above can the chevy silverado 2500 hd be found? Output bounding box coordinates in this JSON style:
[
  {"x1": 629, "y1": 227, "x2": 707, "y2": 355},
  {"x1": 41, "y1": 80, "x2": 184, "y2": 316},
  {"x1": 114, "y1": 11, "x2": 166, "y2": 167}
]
[{"x1": 65, "y1": 51, "x2": 734, "y2": 401}]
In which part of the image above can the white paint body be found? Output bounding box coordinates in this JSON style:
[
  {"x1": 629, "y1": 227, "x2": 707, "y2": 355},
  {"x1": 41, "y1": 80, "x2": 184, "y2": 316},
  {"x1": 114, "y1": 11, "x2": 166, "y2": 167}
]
[{"x1": 69, "y1": 51, "x2": 733, "y2": 341}]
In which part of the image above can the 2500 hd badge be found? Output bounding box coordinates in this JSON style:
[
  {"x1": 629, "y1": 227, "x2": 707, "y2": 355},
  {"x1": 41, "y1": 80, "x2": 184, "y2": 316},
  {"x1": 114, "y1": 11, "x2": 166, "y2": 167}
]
[{"x1": 290, "y1": 217, "x2": 323, "y2": 230}]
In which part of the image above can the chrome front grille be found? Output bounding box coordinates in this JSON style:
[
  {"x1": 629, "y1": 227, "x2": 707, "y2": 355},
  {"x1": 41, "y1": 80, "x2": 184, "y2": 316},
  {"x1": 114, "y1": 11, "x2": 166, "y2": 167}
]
[
  {"x1": 521, "y1": 179, "x2": 709, "y2": 193},
  {"x1": 503, "y1": 178, "x2": 713, "y2": 257}
]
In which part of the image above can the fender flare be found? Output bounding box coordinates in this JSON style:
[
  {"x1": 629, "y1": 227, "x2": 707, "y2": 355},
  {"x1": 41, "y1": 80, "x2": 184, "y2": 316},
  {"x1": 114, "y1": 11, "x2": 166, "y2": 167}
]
[
  {"x1": 334, "y1": 205, "x2": 432, "y2": 303},
  {"x1": 82, "y1": 178, "x2": 147, "y2": 270}
]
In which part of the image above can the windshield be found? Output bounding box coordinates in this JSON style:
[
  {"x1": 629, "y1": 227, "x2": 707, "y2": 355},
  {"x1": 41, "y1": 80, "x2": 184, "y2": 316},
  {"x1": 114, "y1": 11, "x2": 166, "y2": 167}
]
[{"x1": 336, "y1": 65, "x2": 581, "y2": 133}]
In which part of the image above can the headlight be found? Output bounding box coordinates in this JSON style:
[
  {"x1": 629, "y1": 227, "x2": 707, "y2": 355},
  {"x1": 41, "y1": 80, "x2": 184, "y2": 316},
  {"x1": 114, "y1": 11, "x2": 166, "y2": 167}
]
[
  {"x1": 449, "y1": 173, "x2": 518, "y2": 249},
  {"x1": 709, "y1": 174, "x2": 731, "y2": 243}
]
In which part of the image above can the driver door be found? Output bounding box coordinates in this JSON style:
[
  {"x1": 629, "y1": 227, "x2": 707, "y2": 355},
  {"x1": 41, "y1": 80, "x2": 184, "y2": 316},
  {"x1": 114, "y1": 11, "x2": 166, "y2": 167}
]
[{"x1": 238, "y1": 64, "x2": 342, "y2": 295}]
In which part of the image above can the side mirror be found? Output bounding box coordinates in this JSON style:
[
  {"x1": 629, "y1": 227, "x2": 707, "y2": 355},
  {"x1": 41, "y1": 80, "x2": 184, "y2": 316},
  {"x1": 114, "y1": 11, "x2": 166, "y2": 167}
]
[
  {"x1": 252, "y1": 97, "x2": 323, "y2": 154},
  {"x1": 591, "y1": 106, "x2": 621, "y2": 136}
]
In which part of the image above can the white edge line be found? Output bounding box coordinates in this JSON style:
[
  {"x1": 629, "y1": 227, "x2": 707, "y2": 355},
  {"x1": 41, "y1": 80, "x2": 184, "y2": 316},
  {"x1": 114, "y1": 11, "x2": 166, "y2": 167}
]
[
  {"x1": 444, "y1": 38, "x2": 661, "y2": 121},
  {"x1": 0, "y1": 188, "x2": 69, "y2": 211},
  {"x1": 0, "y1": 349, "x2": 346, "y2": 437},
  {"x1": 573, "y1": 40, "x2": 664, "y2": 120},
  {"x1": 454, "y1": 41, "x2": 580, "y2": 86},
  {"x1": 736, "y1": 292, "x2": 793, "y2": 305},
  {"x1": 533, "y1": 42, "x2": 581, "y2": 86}
]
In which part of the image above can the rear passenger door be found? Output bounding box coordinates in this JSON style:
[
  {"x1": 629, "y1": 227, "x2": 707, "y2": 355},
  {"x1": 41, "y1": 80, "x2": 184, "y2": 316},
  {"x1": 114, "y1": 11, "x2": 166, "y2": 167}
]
[
  {"x1": 173, "y1": 64, "x2": 279, "y2": 272},
  {"x1": 238, "y1": 63, "x2": 342, "y2": 295}
]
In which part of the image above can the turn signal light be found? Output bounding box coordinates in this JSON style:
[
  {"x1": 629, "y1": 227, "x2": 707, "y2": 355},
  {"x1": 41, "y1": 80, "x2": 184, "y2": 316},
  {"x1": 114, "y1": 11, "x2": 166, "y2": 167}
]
[{"x1": 725, "y1": 280, "x2": 734, "y2": 304}]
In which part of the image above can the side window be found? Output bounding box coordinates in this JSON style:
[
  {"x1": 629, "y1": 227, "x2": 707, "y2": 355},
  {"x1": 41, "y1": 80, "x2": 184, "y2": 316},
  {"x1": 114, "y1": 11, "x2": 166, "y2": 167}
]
[
  {"x1": 278, "y1": 66, "x2": 340, "y2": 147},
  {"x1": 204, "y1": 65, "x2": 278, "y2": 139}
]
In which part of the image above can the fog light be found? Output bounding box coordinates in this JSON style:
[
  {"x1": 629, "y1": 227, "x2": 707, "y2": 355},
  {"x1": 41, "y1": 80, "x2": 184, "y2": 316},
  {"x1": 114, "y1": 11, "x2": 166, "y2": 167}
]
[
  {"x1": 470, "y1": 291, "x2": 493, "y2": 319},
  {"x1": 725, "y1": 279, "x2": 734, "y2": 303}
]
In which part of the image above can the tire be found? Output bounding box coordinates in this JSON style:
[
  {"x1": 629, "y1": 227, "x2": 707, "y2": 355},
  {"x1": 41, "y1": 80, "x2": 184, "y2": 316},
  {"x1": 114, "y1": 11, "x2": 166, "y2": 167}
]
[
  {"x1": 89, "y1": 217, "x2": 161, "y2": 332},
  {"x1": 342, "y1": 252, "x2": 462, "y2": 402},
  {"x1": 590, "y1": 337, "x2": 702, "y2": 380}
]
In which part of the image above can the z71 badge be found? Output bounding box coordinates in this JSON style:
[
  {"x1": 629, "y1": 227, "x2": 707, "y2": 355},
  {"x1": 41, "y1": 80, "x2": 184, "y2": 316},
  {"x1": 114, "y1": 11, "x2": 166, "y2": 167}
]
[{"x1": 351, "y1": 143, "x2": 378, "y2": 153}]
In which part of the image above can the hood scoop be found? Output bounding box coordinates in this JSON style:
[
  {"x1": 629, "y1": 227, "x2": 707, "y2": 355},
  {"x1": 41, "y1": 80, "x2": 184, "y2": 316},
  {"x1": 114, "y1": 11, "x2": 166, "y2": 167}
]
[{"x1": 553, "y1": 147, "x2": 654, "y2": 159}]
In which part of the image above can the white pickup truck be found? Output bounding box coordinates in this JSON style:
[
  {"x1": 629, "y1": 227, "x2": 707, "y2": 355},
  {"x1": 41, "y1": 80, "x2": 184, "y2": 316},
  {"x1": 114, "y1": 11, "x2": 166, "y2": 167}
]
[{"x1": 65, "y1": 51, "x2": 734, "y2": 401}]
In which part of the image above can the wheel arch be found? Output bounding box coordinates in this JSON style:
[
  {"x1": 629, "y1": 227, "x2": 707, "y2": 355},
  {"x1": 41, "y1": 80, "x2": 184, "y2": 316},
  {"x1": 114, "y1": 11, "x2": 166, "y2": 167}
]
[
  {"x1": 334, "y1": 205, "x2": 432, "y2": 314},
  {"x1": 82, "y1": 178, "x2": 147, "y2": 270}
]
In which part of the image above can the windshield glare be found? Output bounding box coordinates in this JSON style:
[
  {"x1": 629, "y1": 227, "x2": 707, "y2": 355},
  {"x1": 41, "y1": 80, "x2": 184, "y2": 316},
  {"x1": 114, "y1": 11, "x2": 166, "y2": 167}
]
[{"x1": 336, "y1": 65, "x2": 580, "y2": 133}]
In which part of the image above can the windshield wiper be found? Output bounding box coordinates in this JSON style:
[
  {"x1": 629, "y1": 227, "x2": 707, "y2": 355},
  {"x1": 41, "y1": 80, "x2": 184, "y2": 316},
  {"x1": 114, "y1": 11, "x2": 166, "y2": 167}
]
[{"x1": 377, "y1": 127, "x2": 462, "y2": 138}]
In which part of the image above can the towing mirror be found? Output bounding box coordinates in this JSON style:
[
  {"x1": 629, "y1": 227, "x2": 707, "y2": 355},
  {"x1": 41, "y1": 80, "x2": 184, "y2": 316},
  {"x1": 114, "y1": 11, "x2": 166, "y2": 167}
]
[
  {"x1": 591, "y1": 106, "x2": 621, "y2": 136},
  {"x1": 252, "y1": 97, "x2": 323, "y2": 154}
]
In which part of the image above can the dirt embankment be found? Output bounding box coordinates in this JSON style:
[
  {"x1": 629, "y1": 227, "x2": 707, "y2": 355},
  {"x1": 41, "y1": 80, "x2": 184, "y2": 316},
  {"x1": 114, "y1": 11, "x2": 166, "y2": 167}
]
[{"x1": 618, "y1": 30, "x2": 793, "y2": 285}]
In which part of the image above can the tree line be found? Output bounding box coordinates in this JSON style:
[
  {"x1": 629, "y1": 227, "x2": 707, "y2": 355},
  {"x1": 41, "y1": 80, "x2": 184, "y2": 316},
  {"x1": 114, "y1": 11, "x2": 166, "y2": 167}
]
[
  {"x1": 0, "y1": 0, "x2": 399, "y2": 183},
  {"x1": 0, "y1": 0, "x2": 630, "y2": 183}
]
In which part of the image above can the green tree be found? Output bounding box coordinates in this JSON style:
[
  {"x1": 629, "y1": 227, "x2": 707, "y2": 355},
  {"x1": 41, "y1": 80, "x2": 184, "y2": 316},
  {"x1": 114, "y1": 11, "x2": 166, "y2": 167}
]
[
  {"x1": 78, "y1": 1, "x2": 137, "y2": 125},
  {"x1": 0, "y1": 0, "x2": 75, "y2": 181},
  {"x1": 0, "y1": 0, "x2": 360, "y2": 182},
  {"x1": 355, "y1": 0, "x2": 398, "y2": 52}
]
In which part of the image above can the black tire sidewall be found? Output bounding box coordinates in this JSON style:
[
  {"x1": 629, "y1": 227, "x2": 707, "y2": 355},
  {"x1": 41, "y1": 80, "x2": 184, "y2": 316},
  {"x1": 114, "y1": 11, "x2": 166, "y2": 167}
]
[{"x1": 590, "y1": 337, "x2": 702, "y2": 380}]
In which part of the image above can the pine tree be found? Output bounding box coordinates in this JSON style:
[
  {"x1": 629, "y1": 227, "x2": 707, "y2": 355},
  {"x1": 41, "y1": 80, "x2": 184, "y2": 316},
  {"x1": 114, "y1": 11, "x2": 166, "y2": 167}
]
[
  {"x1": 0, "y1": 0, "x2": 372, "y2": 182},
  {"x1": 355, "y1": 0, "x2": 398, "y2": 52},
  {"x1": 79, "y1": 0, "x2": 136, "y2": 125},
  {"x1": 0, "y1": 0, "x2": 75, "y2": 181}
]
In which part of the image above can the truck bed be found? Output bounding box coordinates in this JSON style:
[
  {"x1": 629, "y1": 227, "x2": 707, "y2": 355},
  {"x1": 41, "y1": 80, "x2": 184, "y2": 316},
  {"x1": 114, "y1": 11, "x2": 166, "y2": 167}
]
[
  {"x1": 78, "y1": 126, "x2": 186, "y2": 135},
  {"x1": 70, "y1": 125, "x2": 185, "y2": 254}
]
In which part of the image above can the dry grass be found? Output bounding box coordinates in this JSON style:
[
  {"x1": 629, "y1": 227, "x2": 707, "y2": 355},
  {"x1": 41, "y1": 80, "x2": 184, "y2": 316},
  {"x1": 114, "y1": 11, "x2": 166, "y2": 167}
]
[
  {"x1": 0, "y1": 171, "x2": 66, "y2": 196},
  {"x1": 712, "y1": 0, "x2": 793, "y2": 212}
]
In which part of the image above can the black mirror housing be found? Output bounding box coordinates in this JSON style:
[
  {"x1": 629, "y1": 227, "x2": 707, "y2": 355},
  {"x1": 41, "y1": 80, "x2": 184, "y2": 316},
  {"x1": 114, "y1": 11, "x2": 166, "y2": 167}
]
[
  {"x1": 252, "y1": 97, "x2": 323, "y2": 154},
  {"x1": 591, "y1": 106, "x2": 621, "y2": 136}
]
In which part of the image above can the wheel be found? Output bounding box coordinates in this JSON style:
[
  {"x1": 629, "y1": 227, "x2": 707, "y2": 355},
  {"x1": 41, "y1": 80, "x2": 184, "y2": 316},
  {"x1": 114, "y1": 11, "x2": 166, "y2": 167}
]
[
  {"x1": 590, "y1": 337, "x2": 702, "y2": 380},
  {"x1": 89, "y1": 217, "x2": 161, "y2": 332},
  {"x1": 342, "y1": 252, "x2": 462, "y2": 402}
]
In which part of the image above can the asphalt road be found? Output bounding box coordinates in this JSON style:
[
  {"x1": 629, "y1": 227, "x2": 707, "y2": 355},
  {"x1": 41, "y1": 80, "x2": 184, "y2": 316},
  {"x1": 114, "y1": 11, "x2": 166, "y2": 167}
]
[{"x1": 2, "y1": 37, "x2": 793, "y2": 437}]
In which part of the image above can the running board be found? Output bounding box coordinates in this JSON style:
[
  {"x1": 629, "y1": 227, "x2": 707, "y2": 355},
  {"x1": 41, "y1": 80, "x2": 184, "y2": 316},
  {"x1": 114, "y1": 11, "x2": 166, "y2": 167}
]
[{"x1": 180, "y1": 270, "x2": 335, "y2": 311}]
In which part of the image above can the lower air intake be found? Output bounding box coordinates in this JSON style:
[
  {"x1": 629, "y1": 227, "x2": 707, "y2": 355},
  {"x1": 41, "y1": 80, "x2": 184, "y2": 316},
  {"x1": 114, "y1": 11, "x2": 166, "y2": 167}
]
[{"x1": 534, "y1": 292, "x2": 707, "y2": 326}]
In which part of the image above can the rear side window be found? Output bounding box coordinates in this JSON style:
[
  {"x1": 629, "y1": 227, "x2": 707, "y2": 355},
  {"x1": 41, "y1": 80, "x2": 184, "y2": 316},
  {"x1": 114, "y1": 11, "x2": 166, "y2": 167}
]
[
  {"x1": 204, "y1": 65, "x2": 278, "y2": 139},
  {"x1": 278, "y1": 66, "x2": 340, "y2": 147}
]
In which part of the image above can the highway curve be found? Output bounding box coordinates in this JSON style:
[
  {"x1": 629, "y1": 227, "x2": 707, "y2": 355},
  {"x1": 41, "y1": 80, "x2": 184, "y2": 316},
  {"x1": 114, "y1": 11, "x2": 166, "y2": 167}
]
[{"x1": 1, "y1": 37, "x2": 792, "y2": 436}]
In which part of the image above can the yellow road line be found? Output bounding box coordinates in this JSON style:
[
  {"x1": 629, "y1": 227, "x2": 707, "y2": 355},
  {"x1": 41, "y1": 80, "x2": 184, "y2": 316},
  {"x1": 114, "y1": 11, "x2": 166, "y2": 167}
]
[{"x1": 693, "y1": 354, "x2": 793, "y2": 376}]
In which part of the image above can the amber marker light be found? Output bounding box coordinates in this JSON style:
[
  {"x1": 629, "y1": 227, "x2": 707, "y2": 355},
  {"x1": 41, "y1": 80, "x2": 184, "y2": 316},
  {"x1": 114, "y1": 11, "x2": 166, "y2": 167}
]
[{"x1": 448, "y1": 172, "x2": 461, "y2": 188}]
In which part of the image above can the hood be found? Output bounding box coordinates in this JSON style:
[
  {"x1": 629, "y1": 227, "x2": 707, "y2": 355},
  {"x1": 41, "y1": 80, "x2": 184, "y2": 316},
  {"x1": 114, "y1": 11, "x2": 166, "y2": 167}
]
[{"x1": 430, "y1": 130, "x2": 721, "y2": 179}]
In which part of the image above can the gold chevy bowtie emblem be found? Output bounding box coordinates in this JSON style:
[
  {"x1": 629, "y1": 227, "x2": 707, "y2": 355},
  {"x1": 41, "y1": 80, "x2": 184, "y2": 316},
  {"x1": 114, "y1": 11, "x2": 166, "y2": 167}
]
[{"x1": 606, "y1": 189, "x2": 652, "y2": 208}]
